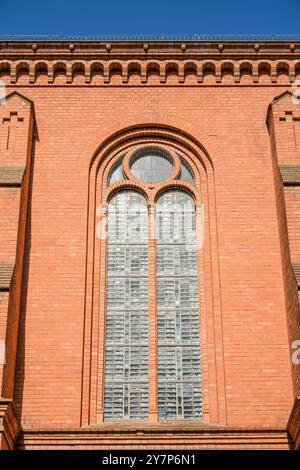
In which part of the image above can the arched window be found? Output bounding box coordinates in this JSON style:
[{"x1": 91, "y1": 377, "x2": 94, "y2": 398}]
[
  {"x1": 103, "y1": 145, "x2": 202, "y2": 421},
  {"x1": 104, "y1": 191, "x2": 149, "y2": 420},
  {"x1": 156, "y1": 191, "x2": 201, "y2": 420}
]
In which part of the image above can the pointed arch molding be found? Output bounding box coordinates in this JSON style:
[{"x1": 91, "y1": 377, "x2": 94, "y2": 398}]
[{"x1": 81, "y1": 114, "x2": 227, "y2": 428}]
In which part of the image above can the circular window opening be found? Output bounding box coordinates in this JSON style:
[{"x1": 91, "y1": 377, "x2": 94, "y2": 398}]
[{"x1": 130, "y1": 147, "x2": 173, "y2": 183}]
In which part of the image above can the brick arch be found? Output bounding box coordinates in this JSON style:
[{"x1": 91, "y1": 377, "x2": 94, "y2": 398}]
[
  {"x1": 0, "y1": 62, "x2": 11, "y2": 74},
  {"x1": 52, "y1": 61, "x2": 66, "y2": 73},
  {"x1": 221, "y1": 61, "x2": 234, "y2": 74},
  {"x1": 108, "y1": 61, "x2": 123, "y2": 77},
  {"x1": 15, "y1": 61, "x2": 30, "y2": 83},
  {"x1": 34, "y1": 61, "x2": 48, "y2": 73},
  {"x1": 184, "y1": 61, "x2": 198, "y2": 74},
  {"x1": 146, "y1": 62, "x2": 161, "y2": 83},
  {"x1": 295, "y1": 61, "x2": 300, "y2": 77},
  {"x1": 183, "y1": 62, "x2": 198, "y2": 84},
  {"x1": 154, "y1": 181, "x2": 197, "y2": 204},
  {"x1": 127, "y1": 61, "x2": 141, "y2": 75},
  {"x1": 84, "y1": 114, "x2": 218, "y2": 173},
  {"x1": 52, "y1": 62, "x2": 67, "y2": 83},
  {"x1": 34, "y1": 62, "x2": 48, "y2": 83},
  {"x1": 89, "y1": 61, "x2": 104, "y2": 84},
  {"x1": 203, "y1": 61, "x2": 216, "y2": 73},
  {"x1": 90, "y1": 61, "x2": 103, "y2": 74},
  {"x1": 258, "y1": 61, "x2": 272, "y2": 76},
  {"x1": 221, "y1": 61, "x2": 235, "y2": 84},
  {"x1": 71, "y1": 62, "x2": 85, "y2": 74},
  {"x1": 81, "y1": 115, "x2": 227, "y2": 429},
  {"x1": 165, "y1": 62, "x2": 179, "y2": 74},
  {"x1": 202, "y1": 62, "x2": 216, "y2": 84},
  {"x1": 276, "y1": 61, "x2": 290, "y2": 84}
]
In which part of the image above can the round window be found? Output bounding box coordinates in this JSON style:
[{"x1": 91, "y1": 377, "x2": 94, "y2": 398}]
[{"x1": 130, "y1": 147, "x2": 173, "y2": 183}]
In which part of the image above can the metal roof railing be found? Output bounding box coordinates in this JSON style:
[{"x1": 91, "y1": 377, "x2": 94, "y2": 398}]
[{"x1": 0, "y1": 34, "x2": 299, "y2": 42}]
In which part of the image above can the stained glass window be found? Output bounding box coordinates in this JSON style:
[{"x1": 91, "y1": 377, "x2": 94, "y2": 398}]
[
  {"x1": 104, "y1": 191, "x2": 149, "y2": 420},
  {"x1": 156, "y1": 191, "x2": 202, "y2": 420},
  {"x1": 103, "y1": 148, "x2": 202, "y2": 423}
]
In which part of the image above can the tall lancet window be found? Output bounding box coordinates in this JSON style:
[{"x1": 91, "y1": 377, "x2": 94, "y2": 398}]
[
  {"x1": 103, "y1": 145, "x2": 202, "y2": 422},
  {"x1": 156, "y1": 191, "x2": 202, "y2": 419},
  {"x1": 104, "y1": 191, "x2": 149, "y2": 420}
]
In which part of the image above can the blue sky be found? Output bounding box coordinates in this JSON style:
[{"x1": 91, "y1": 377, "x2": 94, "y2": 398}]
[{"x1": 0, "y1": 0, "x2": 300, "y2": 36}]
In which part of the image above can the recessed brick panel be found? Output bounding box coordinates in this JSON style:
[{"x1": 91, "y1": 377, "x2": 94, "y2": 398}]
[
  {"x1": 0, "y1": 166, "x2": 24, "y2": 187},
  {"x1": 293, "y1": 264, "x2": 300, "y2": 287},
  {"x1": 280, "y1": 165, "x2": 300, "y2": 186},
  {"x1": 0, "y1": 263, "x2": 14, "y2": 290}
]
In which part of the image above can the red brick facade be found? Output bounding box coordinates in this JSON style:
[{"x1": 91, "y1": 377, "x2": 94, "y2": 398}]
[{"x1": 0, "y1": 40, "x2": 300, "y2": 449}]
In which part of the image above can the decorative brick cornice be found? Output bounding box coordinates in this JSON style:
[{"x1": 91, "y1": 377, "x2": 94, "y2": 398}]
[
  {"x1": 287, "y1": 396, "x2": 300, "y2": 450},
  {"x1": 0, "y1": 399, "x2": 21, "y2": 450},
  {"x1": 0, "y1": 41, "x2": 300, "y2": 86},
  {"x1": 0, "y1": 263, "x2": 14, "y2": 291},
  {"x1": 280, "y1": 165, "x2": 300, "y2": 185},
  {"x1": 1, "y1": 39, "x2": 300, "y2": 58},
  {"x1": 0, "y1": 166, "x2": 25, "y2": 187}
]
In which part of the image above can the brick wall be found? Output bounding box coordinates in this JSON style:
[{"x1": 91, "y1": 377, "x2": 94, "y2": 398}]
[{"x1": 0, "y1": 41, "x2": 299, "y2": 449}]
